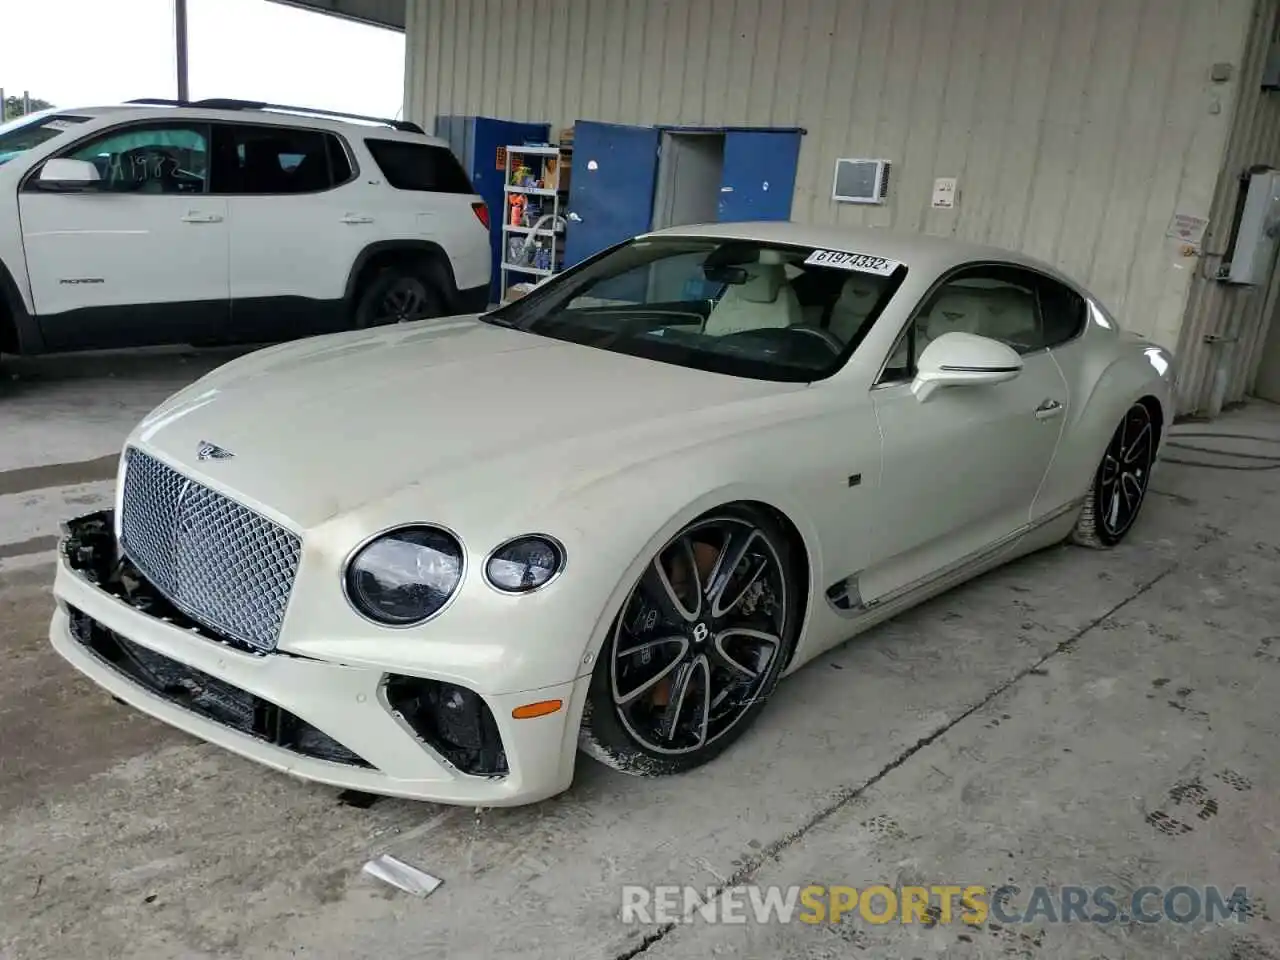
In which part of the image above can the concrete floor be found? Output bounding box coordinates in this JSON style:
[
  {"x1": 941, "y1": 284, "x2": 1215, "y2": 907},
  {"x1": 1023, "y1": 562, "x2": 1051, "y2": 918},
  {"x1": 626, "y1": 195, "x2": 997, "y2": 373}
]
[{"x1": 1, "y1": 349, "x2": 1278, "y2": 960}]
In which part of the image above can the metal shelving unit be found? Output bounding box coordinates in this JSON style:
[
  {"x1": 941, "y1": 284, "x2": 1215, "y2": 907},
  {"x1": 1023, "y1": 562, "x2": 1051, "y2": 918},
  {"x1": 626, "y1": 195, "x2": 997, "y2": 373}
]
[{"x1": 500, "y1": 144, "x2": 570, "y2": 299}]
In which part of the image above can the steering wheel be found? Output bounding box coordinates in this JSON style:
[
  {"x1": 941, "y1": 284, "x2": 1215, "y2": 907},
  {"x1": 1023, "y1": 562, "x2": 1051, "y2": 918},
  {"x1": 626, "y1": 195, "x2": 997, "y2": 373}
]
[{"x1": 788, "y1": 325, "x2": 845, "y2": 354}]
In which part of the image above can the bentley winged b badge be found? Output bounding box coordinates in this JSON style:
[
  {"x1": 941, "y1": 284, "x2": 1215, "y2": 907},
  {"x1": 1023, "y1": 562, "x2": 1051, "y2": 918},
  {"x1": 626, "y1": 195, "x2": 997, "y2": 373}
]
[{"x1": 196, "y1": 441, "x2": 234, "y2": 461}]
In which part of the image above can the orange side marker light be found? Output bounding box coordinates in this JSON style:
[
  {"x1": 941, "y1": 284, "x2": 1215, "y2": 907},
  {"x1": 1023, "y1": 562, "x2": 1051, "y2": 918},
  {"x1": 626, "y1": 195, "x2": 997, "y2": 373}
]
[{"x1": 512, "y1": 699, "x2": 563, "y2": 719}]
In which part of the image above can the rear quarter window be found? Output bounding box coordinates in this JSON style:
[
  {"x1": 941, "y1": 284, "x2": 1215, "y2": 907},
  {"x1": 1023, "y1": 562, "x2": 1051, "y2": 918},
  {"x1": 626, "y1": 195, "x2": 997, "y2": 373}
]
[{"x1": 365, "y1": 138, "x2": 474, "y2": 194}]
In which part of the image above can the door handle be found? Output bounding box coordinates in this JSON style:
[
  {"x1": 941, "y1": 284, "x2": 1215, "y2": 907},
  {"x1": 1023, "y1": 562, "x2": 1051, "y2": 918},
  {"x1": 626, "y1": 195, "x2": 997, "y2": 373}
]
[
  {"x1": 181, "y1": 212, "x2": 223, "y2": 223},
  {"x1": 341, "y1": 214, "x2": 374, "y2": 224},
  {"x1": 566, "y1": 211, "x2": 582, "y2": 223},
  {"x1": 1035, "y1": 398, "x2": 1064, "y2": 420}
]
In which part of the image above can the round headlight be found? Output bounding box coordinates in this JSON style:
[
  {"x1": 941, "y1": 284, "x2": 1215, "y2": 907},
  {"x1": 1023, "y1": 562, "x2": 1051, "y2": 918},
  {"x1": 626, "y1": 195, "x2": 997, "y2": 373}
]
[
  {"x1": 344, "y1": 526, "x2": 464, "y2": 626},
  {"x1": 484, "y1": 535, "x2": 565, "y2": 593}
]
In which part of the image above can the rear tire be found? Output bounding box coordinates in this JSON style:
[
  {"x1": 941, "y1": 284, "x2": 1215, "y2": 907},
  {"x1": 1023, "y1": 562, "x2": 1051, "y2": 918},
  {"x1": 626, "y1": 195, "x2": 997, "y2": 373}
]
[
  {"x1": 353, "y1": 262, "x2": 447, "y2": 329},
  {"x1": 579, "y1": 503, "x2": 801, "y2": 777},
  {"x1": 1071, "y1": 401, "x2": 1156, "y2": 549}
]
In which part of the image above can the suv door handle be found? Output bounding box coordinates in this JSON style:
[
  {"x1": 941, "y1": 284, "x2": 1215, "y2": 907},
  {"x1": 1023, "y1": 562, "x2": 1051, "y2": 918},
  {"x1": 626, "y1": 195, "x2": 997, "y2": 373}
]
[
  {"x1": 1035, "y1": 398, "x2": 1064, "y2": 420},
  {"x1": 341, "y1": 214, "x2": 374, "y2": 224},
  {"x1": 181, "y1": 212, "x2": 223, "y2": 223}
]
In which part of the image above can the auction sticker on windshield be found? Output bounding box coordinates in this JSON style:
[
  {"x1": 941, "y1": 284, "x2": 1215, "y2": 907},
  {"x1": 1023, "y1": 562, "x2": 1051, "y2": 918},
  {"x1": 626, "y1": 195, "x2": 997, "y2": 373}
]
[{"x1": 804, "y1": 250, "x2": 901, "y2": 276}]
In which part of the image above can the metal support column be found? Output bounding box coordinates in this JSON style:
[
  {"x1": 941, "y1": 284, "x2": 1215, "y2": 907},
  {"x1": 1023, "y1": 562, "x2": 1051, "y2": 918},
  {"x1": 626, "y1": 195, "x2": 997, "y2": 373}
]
[{"x1": 175, "y1": 0, "x2": 190, "y2": 102}]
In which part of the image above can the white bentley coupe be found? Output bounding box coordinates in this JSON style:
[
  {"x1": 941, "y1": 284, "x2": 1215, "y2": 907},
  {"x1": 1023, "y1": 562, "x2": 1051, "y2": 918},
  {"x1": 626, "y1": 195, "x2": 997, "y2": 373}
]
[{"x1": 50, "y1": 222, "x2": 1175, "y2": 806}]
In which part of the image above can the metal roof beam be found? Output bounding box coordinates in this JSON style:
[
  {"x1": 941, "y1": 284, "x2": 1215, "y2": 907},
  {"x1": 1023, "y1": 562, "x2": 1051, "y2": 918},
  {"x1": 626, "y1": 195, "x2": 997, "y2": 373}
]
[{"x1": 264, "y1": 0, "x2": 405, "y2": 31}]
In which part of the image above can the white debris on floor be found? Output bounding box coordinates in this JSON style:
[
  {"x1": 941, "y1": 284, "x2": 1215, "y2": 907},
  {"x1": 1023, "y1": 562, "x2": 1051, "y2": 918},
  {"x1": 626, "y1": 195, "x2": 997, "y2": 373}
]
[{"x1": 362, "y1": 855, "x2": 443, "y2": 899}]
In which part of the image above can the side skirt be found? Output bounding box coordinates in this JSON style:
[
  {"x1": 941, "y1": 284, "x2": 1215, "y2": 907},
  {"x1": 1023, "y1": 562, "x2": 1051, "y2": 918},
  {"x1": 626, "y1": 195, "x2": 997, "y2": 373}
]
[{"x1": 824, "y1": 497, "x2": 1086, "y2": 621}]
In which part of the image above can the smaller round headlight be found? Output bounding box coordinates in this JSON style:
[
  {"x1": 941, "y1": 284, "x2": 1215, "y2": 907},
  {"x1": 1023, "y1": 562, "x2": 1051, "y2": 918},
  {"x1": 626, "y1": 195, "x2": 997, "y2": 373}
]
[
  {"x1": 485, "y1": 536, "x2": 565, "y2": 593},
  {"x1": 344, "y1": 526, "x2": 464, "y2": 626}
]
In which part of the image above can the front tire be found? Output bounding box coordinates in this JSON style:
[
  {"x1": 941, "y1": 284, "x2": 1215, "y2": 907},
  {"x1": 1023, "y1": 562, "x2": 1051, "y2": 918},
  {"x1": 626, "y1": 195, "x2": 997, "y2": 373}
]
[
  {"x1": 579, "y1": 504, "x2": 801, "y2": 777},
  {"x1": 1071, "y1": 401, "x2": 1156, "y2": 549}
]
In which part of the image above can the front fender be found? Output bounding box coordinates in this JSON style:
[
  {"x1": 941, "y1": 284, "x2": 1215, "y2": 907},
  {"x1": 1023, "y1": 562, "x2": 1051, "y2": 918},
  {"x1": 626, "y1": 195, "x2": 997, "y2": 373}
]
[{"x1": 285, "y1": 385, "x2": 853, "y2": 696}]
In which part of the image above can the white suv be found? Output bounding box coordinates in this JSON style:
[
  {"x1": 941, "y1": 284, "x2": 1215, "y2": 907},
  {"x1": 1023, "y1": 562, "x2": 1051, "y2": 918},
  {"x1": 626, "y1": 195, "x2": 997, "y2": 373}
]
[{"x1": 0, "y1": 98, "x2": 492, "y2": 359}]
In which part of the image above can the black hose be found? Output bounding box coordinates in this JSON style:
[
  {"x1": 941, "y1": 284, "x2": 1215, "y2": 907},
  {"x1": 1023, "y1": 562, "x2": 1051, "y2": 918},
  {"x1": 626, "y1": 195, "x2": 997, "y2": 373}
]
[
  {"x1": 1161, "y1": 457, "x2": 1280, "y2": 470},
  {"x1": 1160, "y1": 431, "x2": 1280, "y2": 470},
  {"x1": 1166, "y1": 443, "x2": 1280, "y2": 462},
  {"x1": 1167, "y1": 431, "x2": 1280, "y2": 445}
]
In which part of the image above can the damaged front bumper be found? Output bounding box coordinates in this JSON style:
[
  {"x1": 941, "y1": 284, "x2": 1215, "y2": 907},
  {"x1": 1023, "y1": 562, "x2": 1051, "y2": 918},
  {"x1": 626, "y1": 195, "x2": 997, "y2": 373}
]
[{"x1": 49, "y1": 511, "x2": 587, "y2": 806}]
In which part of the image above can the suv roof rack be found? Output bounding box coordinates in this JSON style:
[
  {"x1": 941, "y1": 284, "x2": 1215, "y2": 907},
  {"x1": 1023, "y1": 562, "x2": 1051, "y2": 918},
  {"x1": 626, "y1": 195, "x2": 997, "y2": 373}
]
[{"x1": 125, "y1": 98, "x2": 425, "y2": 134}]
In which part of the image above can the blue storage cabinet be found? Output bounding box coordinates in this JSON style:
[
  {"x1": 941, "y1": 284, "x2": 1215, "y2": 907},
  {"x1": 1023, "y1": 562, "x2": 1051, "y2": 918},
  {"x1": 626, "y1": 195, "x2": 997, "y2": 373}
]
[{"x1": 436, "y1": 115, "x2": 551, "y2": 303}]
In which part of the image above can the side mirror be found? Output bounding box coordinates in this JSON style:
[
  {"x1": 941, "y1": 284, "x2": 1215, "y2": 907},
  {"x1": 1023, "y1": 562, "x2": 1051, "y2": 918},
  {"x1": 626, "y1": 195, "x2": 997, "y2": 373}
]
[
  {"x1": 912, "y1": 331, "x2": 1022, "y2": 402},
  {"x1": 36, "y1": 158, "x2": 101, "y2": 192}
]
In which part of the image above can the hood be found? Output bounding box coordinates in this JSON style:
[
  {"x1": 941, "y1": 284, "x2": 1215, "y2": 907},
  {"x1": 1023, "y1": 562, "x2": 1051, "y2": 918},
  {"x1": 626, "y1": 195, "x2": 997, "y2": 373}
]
[{"x1": 134, "y1": 316, "x2": 800, "y2": 528}]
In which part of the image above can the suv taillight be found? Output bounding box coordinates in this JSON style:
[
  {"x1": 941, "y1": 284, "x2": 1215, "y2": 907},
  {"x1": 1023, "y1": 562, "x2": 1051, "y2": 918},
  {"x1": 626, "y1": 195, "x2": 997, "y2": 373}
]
[{"x1": 472, "y1": 202, "x2": 490, "y2": 230}]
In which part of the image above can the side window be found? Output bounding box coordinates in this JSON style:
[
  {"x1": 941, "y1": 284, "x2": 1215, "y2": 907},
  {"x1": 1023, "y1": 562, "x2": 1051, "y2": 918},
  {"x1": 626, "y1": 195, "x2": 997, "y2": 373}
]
[
  {"x1": 879, "y1": 266, "x2": 1054, "y2": 384},
  {"x1": 1036, "y1": 276, "x2": 1087, "y2": 348},
  {"x1": 211, "y1": 124, "x2": 341, "y2": 194},
  {"x1": 327, "y1": 135, "x2": 354, "y2": 184},
  {"x1": 66, "y1": 125, "x2": 209, "y2": 194},
  {"x1": 364, "y1": 139, "x2": 475, "y2": 194}
]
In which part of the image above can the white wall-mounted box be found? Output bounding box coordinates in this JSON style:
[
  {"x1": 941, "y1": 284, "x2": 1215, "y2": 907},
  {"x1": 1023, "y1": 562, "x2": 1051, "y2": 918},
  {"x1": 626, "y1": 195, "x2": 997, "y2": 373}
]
[{"x1": 832, "y1": 158, "x2": 891, "y2": 204}]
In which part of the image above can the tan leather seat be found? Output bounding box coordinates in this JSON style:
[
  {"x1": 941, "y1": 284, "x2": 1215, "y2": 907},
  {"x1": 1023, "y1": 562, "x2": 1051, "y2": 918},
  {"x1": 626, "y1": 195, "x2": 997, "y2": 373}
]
[
  {"x1": 891, "y1": 285, "x2": 1035, "y2": 375},
  {"x1": 881, "y1": 291, "x2": 987, "y2": 375},
  {"x1": 703, "y1": 250, "x2": 802, "y2": 337},
  {"x1": 828, "y1": 275, "x2": 882, "y2": 344},
  {"x1": 977, "y1": 285, "x2": 1038, "y2": 344},
  {"x1": 918, "y1": 290, "x2": 987, "y2": 348}
]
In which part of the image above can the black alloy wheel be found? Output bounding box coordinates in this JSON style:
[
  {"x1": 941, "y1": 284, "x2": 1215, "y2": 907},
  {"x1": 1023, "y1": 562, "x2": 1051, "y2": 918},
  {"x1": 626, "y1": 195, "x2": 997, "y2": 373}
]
[
  {"x1": 373, "y1": 276, "x2": 434, "y2": 324},
  {"x1": 580, "y1": 504, "x2": 800, "y2": 776},
  {"x1": 354, "y1": 265, "x2": 445, "y2": 329},
  {"x1": 1072, "y1": 401, "x2": 1156, "y2": 548}
]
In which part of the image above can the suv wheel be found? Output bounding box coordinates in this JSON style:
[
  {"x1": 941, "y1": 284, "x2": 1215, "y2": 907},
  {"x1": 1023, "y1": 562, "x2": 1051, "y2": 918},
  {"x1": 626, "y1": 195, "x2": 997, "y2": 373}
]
[{"x1": 354, "y1": 264, "x2": 446, "y2": 328}]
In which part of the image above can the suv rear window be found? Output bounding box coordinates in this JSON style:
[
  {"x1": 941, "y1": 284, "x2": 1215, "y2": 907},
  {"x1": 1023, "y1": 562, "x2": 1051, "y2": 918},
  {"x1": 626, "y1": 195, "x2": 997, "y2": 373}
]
[
  {"x1": 364, "y1": 139, "x2": 474, "y2": 194},
  {"x1": 212, "y1": 124, "x2": 352, "y2": 194}
]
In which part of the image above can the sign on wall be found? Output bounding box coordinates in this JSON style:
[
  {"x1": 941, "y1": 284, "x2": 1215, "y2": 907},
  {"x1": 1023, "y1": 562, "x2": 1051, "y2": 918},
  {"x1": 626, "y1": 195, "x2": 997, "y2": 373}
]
[
  {"x1": 1166, "y1": 212, "x2": 1209, "y2": 248},
  {"x1": 931, "y1": 177, "x2": 958, "y2": 209}
]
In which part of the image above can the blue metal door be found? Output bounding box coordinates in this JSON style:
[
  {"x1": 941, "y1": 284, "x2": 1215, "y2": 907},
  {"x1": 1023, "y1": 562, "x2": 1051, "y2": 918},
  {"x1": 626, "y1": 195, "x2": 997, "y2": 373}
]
[
  {"x1": 563, "y1": 121, "x2": 661, "y2": 267},
  {"x1": 717, "y1": 130, "x2": 803, "y2": 222},
  {"x1": 437, "y1": 115, "x2": 550, "y2": 301}
]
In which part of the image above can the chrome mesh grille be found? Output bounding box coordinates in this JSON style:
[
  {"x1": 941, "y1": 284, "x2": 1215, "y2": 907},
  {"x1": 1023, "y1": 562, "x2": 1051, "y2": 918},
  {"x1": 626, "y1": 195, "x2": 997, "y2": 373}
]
[{"x1": 119, "y1": 447, "x2": 301, "y2": 652}]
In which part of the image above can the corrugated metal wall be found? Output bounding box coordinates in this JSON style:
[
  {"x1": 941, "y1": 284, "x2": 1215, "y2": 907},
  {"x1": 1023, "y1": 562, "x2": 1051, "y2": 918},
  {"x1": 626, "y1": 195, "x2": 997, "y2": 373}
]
[
  {"x1": 1175, "y1": 0, "x2": 1280, "y2": 414},
  {"x1": 405, "y1": 0, "x2": 1257, "y2": 407}
]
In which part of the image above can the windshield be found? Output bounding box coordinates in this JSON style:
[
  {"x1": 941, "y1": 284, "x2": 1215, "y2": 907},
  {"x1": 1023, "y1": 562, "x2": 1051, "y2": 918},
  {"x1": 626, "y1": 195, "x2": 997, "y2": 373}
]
[
  {"x1": 485, "y1": 237, "x2": 906, "y2": 382},
  {"x1": 0, "y1": 112, "x2": 92, "y2": 166}
]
